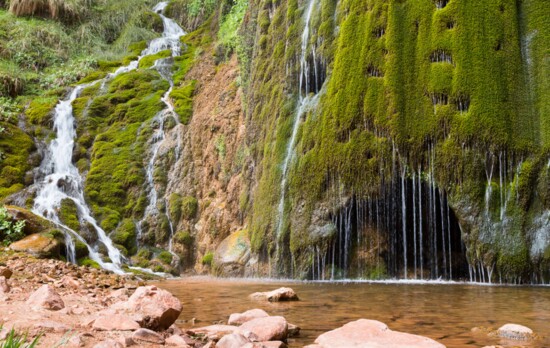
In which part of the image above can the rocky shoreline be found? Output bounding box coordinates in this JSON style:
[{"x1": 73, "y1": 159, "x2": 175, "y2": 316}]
[{"x1": 0, "y1": 251, "x2": 539, "y2": 348}]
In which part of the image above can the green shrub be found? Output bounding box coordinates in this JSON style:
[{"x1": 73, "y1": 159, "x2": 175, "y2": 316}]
[
  {"x1": 157, "y1": 250, "x2": 173, "y2": 265},
  {"x1": 174, "y1": 231, "x2": 193, "y2": 246},
  {"x1": 0, "y1": 206, "x2": 25, "y2": 246}
]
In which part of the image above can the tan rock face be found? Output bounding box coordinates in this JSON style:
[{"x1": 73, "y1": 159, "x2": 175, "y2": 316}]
[
  {"x1": 237, "y1": 316, "x2": 288, "y2": 342},
  {"x1": 312, "y1": 319, "x2": 445, "y2": 348},
  {"x1": 250, "y1": 287, "x2": 299, "y2": 302},
  {"x1": 92, "y1": 315, "x2": 140, "y2": 331},
  {"x1": 112, "y1": 285, "x2": 182, "y2": 331},
  {"x1": 228, "y1": 308, "x2": 269, "y2": 325},
  {"x1": 26, "y1": 284, "x2": 65, "y2": 311},
  {"x1": 10, "y1": 233, "x2": 60, "y2": 258}
]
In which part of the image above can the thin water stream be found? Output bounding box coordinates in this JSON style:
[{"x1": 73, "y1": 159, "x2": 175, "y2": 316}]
[{"x1": 157, "y1": 278, "x2": 550, "y2": 347}]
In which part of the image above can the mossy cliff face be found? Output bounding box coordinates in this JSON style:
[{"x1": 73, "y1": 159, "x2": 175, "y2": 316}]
[{"x1": 243, "y1": 0, "x2": 549, "y2": 281}]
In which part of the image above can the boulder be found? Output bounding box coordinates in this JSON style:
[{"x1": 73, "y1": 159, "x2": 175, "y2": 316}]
[
  {"x1": 311, "y1": 319, "x2": 445, "y2": 348},
  {"x1": 5, "y1": 206, "x2": 54, "y2": 235},
  {"x1": 0, "y1": 267, "x2": 13, "y2": 279},
  {"x1": 261, "y1": 342, "x2": 287, "y2": 348},
  {"x1": 10, "y1": 233, "x2": 61, "y2": 258},
  {"x1": 112, "y1": 285, "x2": 182, "y2": 330},
  {"x1": 26, "y1": 284, "x2": 65, "y2": 311},
  {"x1": 237, "y1": 316, "x2": 288, "y2": 342},
  {"x1": 0, "y1": 276, "x2": 9, "y2": 293},
  {"x1": 497, "y1": 324, "x2": 534, "y2": 340},
  {"x1": 250, "y1": 287, "x2": 299, "y2": 302},
  {"x1": 287, "y1": 323, "x2": 300, "y2": 337},
  {"x1": 165, "y1": 334, "x2": 192, "y2": 347},
  {"x1": 214, "y1": 230, "x2": 251, "y2": 276},
  {"x1": 217, "y1": 333, "x2": 251, "y2": 348},
  {"x1": 93, "y1": 315, "x2": 140, "y2": 331},
  {"x1": 132, "y1": 328, "x2": 165, "y2": 345},
  {"x1": 228, "y1": 309, "x2": 270, "y2": 325}
]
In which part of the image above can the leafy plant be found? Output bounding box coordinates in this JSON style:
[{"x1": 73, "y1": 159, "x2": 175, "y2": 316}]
[
  {"x1": 0, "y1": 325, "x2": 40, "y2": 348},
  {"x1": 0, "y1": 207, "x2": 26, "y2": 246}
]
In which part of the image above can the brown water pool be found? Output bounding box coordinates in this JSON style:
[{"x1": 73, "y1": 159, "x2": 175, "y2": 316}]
[{"x1": 155, "y1": 278, "x2": 550, "y2": 347}]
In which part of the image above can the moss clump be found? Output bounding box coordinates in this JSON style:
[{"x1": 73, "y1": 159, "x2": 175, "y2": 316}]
[
  {"x1": 157, "y1": 250, "x2": 173, "y2": 265},
  {"x1": 138, "y1": 49, "x2": 172, "y2": 69},
  {"x1": 78, "y1": 257, "x2": 100, "y2": 269},
  {"x1": 74, "y1": 240, "x2": 89, "y2": 259},
  {"x1": 0, "y1": 124, "x2": 34, "y2": 200},
  {"x1": 174, "y1": 230, "x2": 193, "y2": 246},
  {"x1": 58, "y1": 198, "x2": 80, "y2": 231},
  {"x1": 170, "y1": 80, "x2": 196, "y2": 124},
  {"x1": 25, "y1": 97, "x2": 58, "y2": 126},
  {"x1": 168, "y1": 193, "x2": 182, "y2": 222},
  {"x1": 181, "y1": 196, "x2": 198, "y2": 220},
  {"x1": 110, "y1": 219, "x2": 137, "y2": 256},
  {"x1": 201, "y1": 251, "x2": 213, "y2": 266}
]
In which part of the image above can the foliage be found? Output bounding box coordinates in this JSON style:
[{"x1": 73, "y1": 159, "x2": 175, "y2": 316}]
[
  {"x1": 181, "y1": 196, "x2": 198, "y2": 220},
  {"x1": 169, "y1": 80, "x2": 196, "y2": 124},
  {"x1": 201, "y1": 251, "x2": 213, "y2": 266},
  {"x1": 165, "y1": 0, "x2": 217, "y2": 32},
  {"x1": 0, "y1": 206, "x2": 25, "y2": 246},
  {"x1": 0, "y1": 325, "x2": 40, "y2": 348},
  {"x1": 217, "y1": 0, "x2": 248, "y2": 54},
  {"x1": 157, "y1": 250, "x2": 173, "y2": 265}
]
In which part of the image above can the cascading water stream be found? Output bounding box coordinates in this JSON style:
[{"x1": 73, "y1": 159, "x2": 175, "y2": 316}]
[
  {"x1": 32, "y1": 1, "x2": 185, "y2": 275},
  {"x1": 275, "y1": 0, "x2": 320, "y2": 248},
  {"x1": 135, "y1": 2, "x2": 185, "y2": 263}
]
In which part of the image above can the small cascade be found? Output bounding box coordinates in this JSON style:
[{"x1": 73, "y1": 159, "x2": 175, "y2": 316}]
[
  {"x1": 135, "y1": 2, "x2": 185, "y2": 265},
  {"x1": 33, "y1": 83, "x2": 125, "y2": 274},
  {"x1": 32, "y1": 1, "x2": 186, "y2": 275},
  {"x1": 275, "y1": 0, "x2": 321, "y2": 255}
]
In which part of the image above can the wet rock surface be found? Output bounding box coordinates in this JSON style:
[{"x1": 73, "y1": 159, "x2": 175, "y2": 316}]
[{"x1": 249, "y1": 287, "x2": 299, "y2": 302}]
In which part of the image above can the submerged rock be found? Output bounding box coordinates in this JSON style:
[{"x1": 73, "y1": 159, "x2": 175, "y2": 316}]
[
  {"x1": 228, "y1": 308, "x2": 270, "y2": 325},
  {"x1": 188, "y1": 325, "x2": 238, "y2": 341},
  {"x1": 497, "y1": 323, "x2": 535, "y2": 340},
  {"x1": 249, "y1": 287, "x2": 299, "y2": 302},
  {"x1": 307, "y1": 319, "x2": 445, "y2": 348},
  {"x1": 26, "y1": 284, "x2": 65, "y2": 311},
  {"x1": 237, "y1": 316, "x2": 288, "y2": 342}
]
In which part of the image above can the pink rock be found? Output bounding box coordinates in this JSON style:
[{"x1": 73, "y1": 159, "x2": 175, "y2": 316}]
[
  {"x1": 217, "y1": 333, "x2": 251, "y2": 348},
  {"x1": 312, "y1": 319, "x2": 445, "y2": 348},
  {"x1": 132, "y1": 328, "x2": 165, "y2": 344},
  {"x1": 259, "y1": 341, "x2": 287, "y2": 348},
  {"x1": 165, "y1": 334, "x2": 192, "y2": 347},
  {"x1": 497, "y1": 324, "x2": 534, "y2": 340},
  {"x1": 26, "y1": 284, "x2": 65, "y2": 311},
  {"x1": 228, "y1": 309, "x2": 270, "y2": 325},
  {"x1": 108, "y1": 288, "x2": 129, "y2": 302},
  {"x1": 0, "y1": 276, "x2": 9, "y2": 293},
  {"x1": 93, "y1": 340, "x2": 123, "y2": 348},
  {"x1": 249, "y1": 288, "x2": 299, "y2": 302},
  {"x1": 237, "y1": 316, "x2": 288, "y2": 342},
  {"x1": 33, "y1": 320, "x2": 70, "y2": 333},
  {"x1": 112, "y1": 286, "x2": 182, "y2": 330},
  {"x1": 93, "y1": 315, "x2": 140, "y2": 331}
]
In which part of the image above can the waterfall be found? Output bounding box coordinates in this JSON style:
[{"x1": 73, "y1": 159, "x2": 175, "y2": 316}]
[
  {"x1": 275, "y1": 0, "x2": 320, "y2": 251},
  {"x1": 32, "y1": 1, "x2": 185, "y2": 274},
  {"x1": 32, "y1": 83, "x2": 125, "y2": 274},
  {"x1": 135, "y1": 2, "x2": 186, "y2": 263}
]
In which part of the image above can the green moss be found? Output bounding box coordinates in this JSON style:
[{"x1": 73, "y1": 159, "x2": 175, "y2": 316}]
[
  {"x1": 157, "y1": 250, "x2": 173, "y2": 265},
  {"x1": 201, "y1": 251, "x2": 213, "y2": 266},
  {"x1": 138, "y1": 49, "x2": 172, "y2": 69},
  {"x1": 170, "y1": 80, "x2": 196, "y2": 124},
  {"x1": 110, "y1": 219, "x2": 137, "y2": 256},
  {"x1": 174, "y1": 230, "x2": 193, "y2": 246},
  {"x1": 78, "y1": 257, "x2": 100, "y2": 269},
  {"x1": 0, "y1": 124, "x2": 34, "y2": 200},
  {"x1": 58, "y1": 198, "x2": 80, "y2": 231},
  {"x1": 169, "y1": 193, "x2": 182, "y2": 222},
  {"x1": 25, "y1": 97, "x2": 57, "y2": 126},
  {"x1": 181, "y1": 196, "x2": 198, "y2": 220}
]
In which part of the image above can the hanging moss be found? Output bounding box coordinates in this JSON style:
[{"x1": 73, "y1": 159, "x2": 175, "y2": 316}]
[
  {"x1": 58, "y1": 198, "x2": 80, "y2": 231},
  {"x1": 169, "y1": 80, "x2": 196, "y2": 124},
  {"x1": 181, "y1": 196, "x2": 198, "y2": 220}
]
